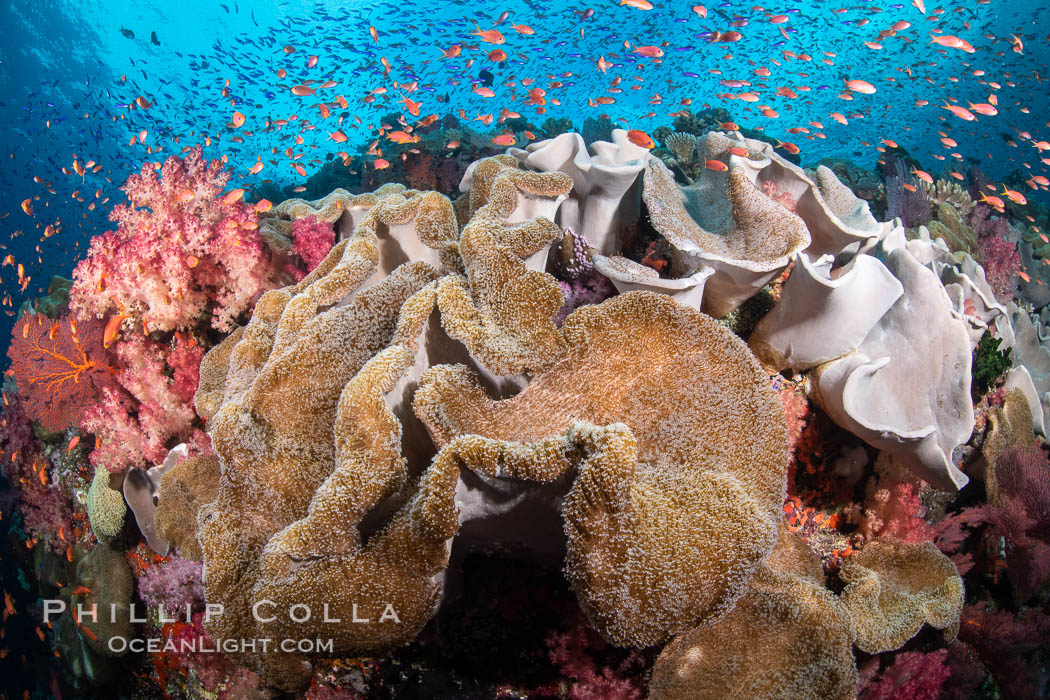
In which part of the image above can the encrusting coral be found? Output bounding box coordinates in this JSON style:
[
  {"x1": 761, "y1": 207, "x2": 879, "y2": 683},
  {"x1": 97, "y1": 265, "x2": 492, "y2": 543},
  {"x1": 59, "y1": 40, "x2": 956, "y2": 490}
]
[
  {"x1": 415, "y1": 291, "x2": 790, "y2": 646},
  {"x1": 840, "y1": 539, "x2": 964, "y2": 654}
]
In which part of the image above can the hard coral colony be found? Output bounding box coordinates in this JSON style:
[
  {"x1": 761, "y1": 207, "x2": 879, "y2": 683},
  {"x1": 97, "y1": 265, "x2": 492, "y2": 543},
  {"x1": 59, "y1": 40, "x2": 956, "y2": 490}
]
[{"x1": 1, "y1": 3, "x2": 1050, "y2": 700}]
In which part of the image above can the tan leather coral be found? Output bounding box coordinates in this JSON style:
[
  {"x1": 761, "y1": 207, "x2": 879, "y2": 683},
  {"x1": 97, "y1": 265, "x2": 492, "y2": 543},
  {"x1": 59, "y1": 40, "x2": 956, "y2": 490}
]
[
  {"x1": 839, "y1": 539, "x2": 964, "y2": 654},
  {"x1": 642, "y1": 157, "x2": 810, "y2": 317},
  {"x1": 437, "y1": 155, "x2": 572, "y2": 375},
  {"x1": 193, "y1": 237, "x2": 445, "y2": 688},
  {"x1": 153, "y1": 454, "x2": 220, "y2": 561},
  {"x1": 416, "y1": 291, "x2": 789, "y2": 646},
  {"x1": 648, "y1": 526, "x2": 858, "y2": 700}
]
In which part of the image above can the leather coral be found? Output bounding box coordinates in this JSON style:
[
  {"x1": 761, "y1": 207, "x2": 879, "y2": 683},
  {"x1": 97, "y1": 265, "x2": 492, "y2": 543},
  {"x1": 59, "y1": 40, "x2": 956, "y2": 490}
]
[{"x1": 415, "y1": 291, "x2": 790, "y2": 646}]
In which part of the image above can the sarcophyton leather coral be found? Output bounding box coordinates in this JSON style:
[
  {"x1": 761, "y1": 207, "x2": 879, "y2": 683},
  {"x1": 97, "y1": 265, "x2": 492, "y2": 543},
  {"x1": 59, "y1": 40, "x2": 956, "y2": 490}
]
[
  {"x1": 193, "y1": 238, "x2": 445, "y2": 686},
  {"x1": 415, "y1": 291, "x2": 789, "y2": 646},
  {"x1": 840, "y1": 539, "x2": 964, "y2": 654},
  {"x1": 439, "y1": 155, "x2": 572, "y2": 374},
  {"x1": 648, "y1": 526, "x2": 858, "y2": 700},
  {"x1": 190, "y1": 158, "x2": 790, "y2": 687}
]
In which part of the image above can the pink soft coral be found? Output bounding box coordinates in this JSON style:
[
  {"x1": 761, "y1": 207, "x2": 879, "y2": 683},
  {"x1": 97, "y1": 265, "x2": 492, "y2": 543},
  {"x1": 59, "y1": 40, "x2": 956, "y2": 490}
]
[
  {"x1": 0, "y1": 397, "x2": 74, "y2": 552},
  {"x1": 545, "y1": 612, "x2": 646, "y2": 700},
  {"x1": 137, "y1": 555, "x2": 205, "y2": 613},
  {"x1": 859, "y1": 481, "x2": 934, "y2": 544},
  {"x1": 81, "y1": 334, "x2": 207, "y2": 473},
  {"x1": 286, "y1": 215, "x2": 336, "y2": 281},
  {"x1": 69, "y1": 146, "x2": 279, "y2": 333}
]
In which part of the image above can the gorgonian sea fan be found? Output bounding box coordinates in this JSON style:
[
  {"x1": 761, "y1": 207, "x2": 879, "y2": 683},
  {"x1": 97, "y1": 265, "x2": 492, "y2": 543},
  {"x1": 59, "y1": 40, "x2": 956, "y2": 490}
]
[
  {"x1": 6, "y1": 311, "x2": 117, "y2": 432},
  {"x1": 69, "y1": 146, "x2": 277, "y2": 334}
]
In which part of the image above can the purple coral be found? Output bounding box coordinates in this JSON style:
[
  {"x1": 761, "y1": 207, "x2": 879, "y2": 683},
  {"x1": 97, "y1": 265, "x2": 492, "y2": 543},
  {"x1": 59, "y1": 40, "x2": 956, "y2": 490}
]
[
  {"x1": 957, "y1": 604, "x2": 1050, "y2": 697},
  {"x1": 0, "y1": 397, "x2": 74, "y2": 552},
  {"x1": 555, "y1": 227, "x2": 614, "y2": 324},
  {"x1": 983, "y1": 446, "x2": 1050, "y2": 601},
  {"x1": 969, "y1": 205, "x2": 1021, "y2": 301},
  {"x1": 137, "y1": 555, "x2": 205, "y2": 613},
  {"x1": 884, "y1": 159, "x2": 931, "y2": 228}
]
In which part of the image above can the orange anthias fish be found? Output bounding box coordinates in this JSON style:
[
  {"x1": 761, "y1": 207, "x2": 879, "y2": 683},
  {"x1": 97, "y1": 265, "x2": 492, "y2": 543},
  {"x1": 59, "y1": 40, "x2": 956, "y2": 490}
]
[
  {"x1": 626, "y1": 129, "x2": 655, "y2": 149},
  {"x1": 631, "y1": 43, "x2": 664, "y2": 58},
  {"x1": 472, "y1": 24, "x2": 505, "y2": 44},
  {"x1": 930, "y1": 34, "x2": 975, "y2": 52},
  {"x1": 399, "y1": 94, "x2": 422, "y2": 116},
  {"x1": 387, "y1": 130, "x2": 419, "y2": 144},
  {"x1": 844, "y1": 79, "x2": 876, "y2": 94},
  {"x1": 942, "y1": 102, "x2": 975, "y2": 121},
  {"x1": 103, "y1": 311, "x2": 129, "y2": 348}
]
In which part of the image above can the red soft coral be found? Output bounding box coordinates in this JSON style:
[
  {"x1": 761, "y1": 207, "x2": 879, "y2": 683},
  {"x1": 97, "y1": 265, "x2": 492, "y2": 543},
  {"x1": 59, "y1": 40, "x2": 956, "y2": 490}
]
[
  {"x1": 69, "y1": 146, "x2": 279, "y2": 334},
  {"x1": 859, "y1": 481, "x2": 934, "y2": 544},
  {"x1": 6, "y1": 312, "x2": 118, "y2": 432}
]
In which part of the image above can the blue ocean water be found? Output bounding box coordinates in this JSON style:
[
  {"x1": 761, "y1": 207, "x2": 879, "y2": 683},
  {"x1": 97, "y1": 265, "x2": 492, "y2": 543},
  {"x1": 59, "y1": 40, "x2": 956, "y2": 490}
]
[{"x1": 0, "y1": 0, "x2": 1047, "y2": 351}]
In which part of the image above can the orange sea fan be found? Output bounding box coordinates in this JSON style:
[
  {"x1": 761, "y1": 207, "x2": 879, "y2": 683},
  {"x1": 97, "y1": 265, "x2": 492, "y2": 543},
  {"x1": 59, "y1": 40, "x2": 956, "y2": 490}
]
[{"x1": 6, "y1": 311, "x2": 116, "y2": 432}]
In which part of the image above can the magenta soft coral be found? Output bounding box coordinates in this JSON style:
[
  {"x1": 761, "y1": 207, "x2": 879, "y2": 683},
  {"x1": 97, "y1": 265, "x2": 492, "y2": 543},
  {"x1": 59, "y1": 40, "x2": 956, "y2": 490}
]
[
  {"x1": 0, "y1": 397, "x2": 74, "y2": 552},
  {"x1": 286, "y1": 215, "x2": 336, "y2": 282},
  {"x1": 957, "y1": 604, "x2": 1050, "y2": 697},
  {"x1": 545, "y1": 611, "x2": 646, "y2": 700},
  {"x1": 969, "y1": 204, "x2": 1021, "y2": 301},
  {"x1": 69, "y1": 146, "x2": 279, "y2": 334},
  {"x1": 137, "y1": 555, "x2": 205, "y2": 613},
  {"x1": 859, "y1": 649, "x2": 952, "y2": 700}
]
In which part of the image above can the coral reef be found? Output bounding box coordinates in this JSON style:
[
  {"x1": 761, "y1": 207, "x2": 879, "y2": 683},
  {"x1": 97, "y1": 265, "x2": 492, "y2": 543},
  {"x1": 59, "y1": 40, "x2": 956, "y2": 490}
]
[
  {"x1": 4, "y1": 106, "x2": 1047, "y2": 699},
  {"x1": 642, "y1": 148, "x2": 809, "y2": 317}
]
